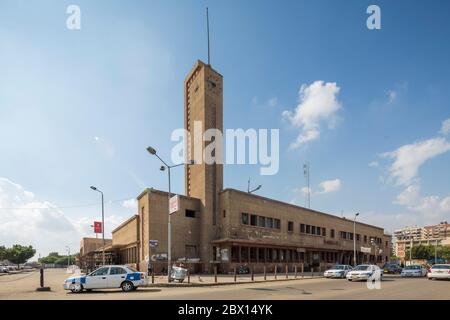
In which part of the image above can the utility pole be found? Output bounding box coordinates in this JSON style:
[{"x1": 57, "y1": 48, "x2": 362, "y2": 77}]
[
  {"x1": 66, "y1": 246, "x2": 70, "y2": 268},
  {"x1": 90, "y1": 186, "x2": 105, "y2": 265},
  {"x1": 303, "y1": 162, "x2": 310, "y2": 209},
  {"x1": 353, "y1": 213, "x2": 359, "y2": 266},
  {"x1": 409, "y1": 226, "x2": 413, "y2": 265}
]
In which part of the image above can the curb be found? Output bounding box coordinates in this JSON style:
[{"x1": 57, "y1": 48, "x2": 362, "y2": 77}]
[{"x1": 146, "y1": 276, "x2": 324, "y2": 288}]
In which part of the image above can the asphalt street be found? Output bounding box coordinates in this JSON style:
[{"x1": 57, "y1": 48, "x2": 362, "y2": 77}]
[{"x1": 1, "y1": 269, "x2": 449, "y2": 300}]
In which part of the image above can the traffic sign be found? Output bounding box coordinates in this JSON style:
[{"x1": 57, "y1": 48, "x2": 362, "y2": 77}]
[
  {"x1": 169, "y1": 195, "x2": 179, "y2": 214},
  {"x1": 149, "y1": 240, "x2": 159, "y2": 248}
]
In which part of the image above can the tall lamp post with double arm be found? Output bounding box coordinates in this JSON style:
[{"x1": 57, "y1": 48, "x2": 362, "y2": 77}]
[
  {"x1": 146, "y1": 146, "x2": 194, "y2": 283},
  {"x1": 90, "y1": 186, "x2": 105, "y2": 265}
]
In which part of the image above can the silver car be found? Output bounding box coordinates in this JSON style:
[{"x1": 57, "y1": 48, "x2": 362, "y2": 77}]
[
  {"x1": 324, "y1": 265, "x2": 352, "y2": 278},
  {"x1": 427, "y1": 264, "x2": 450, "y2": 280},
  {"x1": 401, "y1": 265, "x2": 427, "y2": 277}
]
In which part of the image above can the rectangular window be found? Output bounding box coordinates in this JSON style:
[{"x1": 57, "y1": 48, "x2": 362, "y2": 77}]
[
  {"x1": 288, "y1": 221, "x2": 294, "y2": 232},
  {"x1": 185, "y1": 209, "x2": 196, "y2": 218},
  {"x1": 356, "y1": 234, "x2": 361, "y2": 241},
  {"x1": 267, "y1": 218, "x2": 274, "y2": 228},
  {"x1": 250, "y1": 215, "x2": 258, "y2": 226},
  {"x1": 331, "y1": 229, "x2": 335, "y2": 238},
  {"x1": 349, "y1": 233, "x2": 354, "y2": 240},
  {"x1": 340, "y1": 231, "x2": 346, "y2": 239},
  {"x1": 258, "y1": 216, "x2": 266, "y2": 227},
  {"x1": 306, "y1": 225, "x2": 311, "y2": 234},
  {"x1": 300, "y1": 224, "x2": 306, "y2": 233},
  {"x1": 311, "y1": 226, "x2": 316, "y2": 235},
  {"x1": 364, "y1": 235, "x2": 367, "y2": 242},
  {"x1": 316, "y1": 227, "x2": 321, "y2": 236},
  {"x1": 241, "y1": 213, "x2": 249, "y2": 225},
  {"x1": 223, "y1": 210, "x2": 226, "y2": 218},
  {"x1": 274, "y1": 219, "x2": 281, "y2": 229},
  {"x1": 322, "y1": 228, "x2": 326, "y2": 237}
]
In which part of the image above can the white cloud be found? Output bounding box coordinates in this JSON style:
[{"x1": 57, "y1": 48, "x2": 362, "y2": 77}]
[
  {"x1": 394, "y1": 184, "x2": 450, "y2": 221},
  {"x1": 394, "y1": 184, "x2": 421, "y2": 206},
  {"x1": 441, "y1": 118, "x2": 450, "y2": 135},
  {"x1": 282, "y1": 81, "x2": 342, "y2": 149},
  {"x1": 122, "y1": 198, "x2": 137, "y2": 209},
  {"x1": 0, "y1": 177, "x2": 126, "y2": 259},
  {"x1": 382, "y1": 137, "x2": 450, "y2": 186},
  {"x1": 317, "y1": 179, "x2": 341, "y2": 194},
  {"x1": 252, "y1": 96, "x2": 279, "y2": 108},
  {"x1": 368, "y1": 161, "x2": 379, "y2": 168}
]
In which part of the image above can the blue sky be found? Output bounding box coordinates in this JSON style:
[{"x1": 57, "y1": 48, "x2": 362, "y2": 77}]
[{"x1": 1, "y1": 0, "x2": 449, "y2": 257}]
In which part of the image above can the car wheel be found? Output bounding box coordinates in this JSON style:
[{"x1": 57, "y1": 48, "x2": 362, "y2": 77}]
[
  {"x1": 70, "y1": 283, "x2": 83, "y2": 293},
  {"x1": 121, "y1": 281, "x2": 134, "y2": 292},
  {"x1": 347, "y1": 279, "x2": 352, "y2": 281}
]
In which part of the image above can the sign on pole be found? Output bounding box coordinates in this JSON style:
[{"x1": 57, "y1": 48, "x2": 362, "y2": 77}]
[
  {"x1": 93, "y1": 221, "x2": 102, "y2": 234},
  {"x1": 149, "y1": 240, "x2": 159, "y2": 248},
  {"x1": 169, "y1": 195, "x2": 179, "y2": 214},
  {"x1": 361, "y1": 247, "x2": 372, "y2": 254}
]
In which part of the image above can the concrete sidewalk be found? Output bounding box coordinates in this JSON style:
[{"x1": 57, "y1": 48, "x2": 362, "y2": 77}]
[{"x1": 147, "y1": 272, "x2": 324, "y2": 287}]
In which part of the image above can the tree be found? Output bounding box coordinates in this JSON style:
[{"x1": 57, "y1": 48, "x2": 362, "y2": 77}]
[
  {"x1": 6, "y1": 245, "x2": 36, "y2": 267},
  {"x1": 0, "y1": 246, "x2": 7, "y2": 260},
  {"x1": 39, "y1": 252, "x2": 78, "y2": 266}
]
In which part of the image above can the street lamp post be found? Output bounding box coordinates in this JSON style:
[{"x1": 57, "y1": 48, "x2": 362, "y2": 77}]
[
  {"x1": 90, "y1": 186, "x2": 105, "y2": 265},
  {"x1": 65, "y1": 246, "x2": 70, "y2": 268},
  {"x1": 353, "y1": 213, "x2": 359, "y2": 266},
  {"x1": 147, "y1": 146, "x2": 194, "y2": 283}
]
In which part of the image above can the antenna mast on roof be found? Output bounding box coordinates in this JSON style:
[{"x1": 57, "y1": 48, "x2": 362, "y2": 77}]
[
  {"x1": 206, "y1": 7, "x2": 211, "y2": 65},
  {"x1": 303, "y1": 162, "x2": 310, "y2": 209}
]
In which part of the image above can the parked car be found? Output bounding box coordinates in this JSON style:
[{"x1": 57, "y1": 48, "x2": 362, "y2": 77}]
[
  {"x1": 427, "y1": 264, "x2": 450, "y2": 280},
  {"x1": 0, "y1": 266, "x2": 9, "y2": 273},
  {"x1": 346, "y1": 264, "x2": 382, "y2": 281},
  {"x1": 401, "y1": 265, "x2": 427, "y2": 277},
  {"x1": 383, "y1": 264, "x2": 402, "y2": 274},
  {"x1": 63, "y1": 265, "x2": 148, "y2": 293},
  {"x1": 324, "y1": 265, "x2": 352, "y2": 278}
]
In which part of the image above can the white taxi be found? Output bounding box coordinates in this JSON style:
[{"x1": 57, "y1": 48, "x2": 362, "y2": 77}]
[
  {"x1": 324, "y1": 265, "x2": 353, "y2": 278},
  {"x1": 64, "y1": 265, "x2": 148, "y2": 293},
  {"x1": 346, "y1": 264, "x2": 382, "y2": 281}
]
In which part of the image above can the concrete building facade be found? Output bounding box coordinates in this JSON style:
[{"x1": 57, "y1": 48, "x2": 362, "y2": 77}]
[{"x1": 80, "y1": 60, "x2": 391, "y2": 273}]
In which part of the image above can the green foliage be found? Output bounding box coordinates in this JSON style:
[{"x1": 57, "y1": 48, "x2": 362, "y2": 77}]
[
  {"x1": 39, "y1": 252, "x2": 77, "y2": 265},
  {"x1": 4, "y1": 245, "x2": 36, "y2": 266},
  {"x1": 405, "y1": 245, "x2": 450, "y2": 261},
  {"x1": 0, "y1": 246, "x2": 6, "y2": 260}
]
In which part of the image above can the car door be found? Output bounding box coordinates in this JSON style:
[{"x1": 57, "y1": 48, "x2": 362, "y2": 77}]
[
  {"x1": 108, "y1": 267, "x2": 128, "y2": 288},
  {"x1": 85, "y1": 267, "x2": 110, "y2": 289}
]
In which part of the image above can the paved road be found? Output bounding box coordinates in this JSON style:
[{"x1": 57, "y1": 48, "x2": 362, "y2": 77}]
[{"x1": 1, "y1": 269, "x2": 449, "y2": 300}]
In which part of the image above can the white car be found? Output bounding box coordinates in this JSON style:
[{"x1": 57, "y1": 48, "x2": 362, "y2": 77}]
[
  {"x1": 63, "y1": 265, "x2": 148, "y2": 293},
  {"x1": 346, "y1": 264, "x2": 382, "y2": 281},
  {"x1": 401, "y1": 265, "x2": 427, "y2": 277},
  {"x1": 324, "y1": 265, "x2": 353, "y2": 278},
  {"x1": 427, "y1": 264, "x2": 450, "y2": 280}
]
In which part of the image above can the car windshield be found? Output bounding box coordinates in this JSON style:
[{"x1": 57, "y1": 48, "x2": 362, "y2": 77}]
[
  {"x1": 354, "y1": 265, "x2": 370, "y2": 271},
  {"x1": 331, "y1": 265, "x2": 345, "y2": 270},
  {"x1": 404, "y1": 265, "x2": 421, "y2": 270},
  {"x1": 432, "y1": 265, "x2": 450, "y2": 270}
]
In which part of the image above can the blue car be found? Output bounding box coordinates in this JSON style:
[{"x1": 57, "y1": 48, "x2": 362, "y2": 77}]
[{"x1": 64, "y1": 265, "x2": 148, "y2": 293}]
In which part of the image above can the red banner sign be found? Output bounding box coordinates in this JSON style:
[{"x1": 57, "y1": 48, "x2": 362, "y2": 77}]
[{"x1": 93, "y1": 221, "x2": 102, "y2": 234}]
